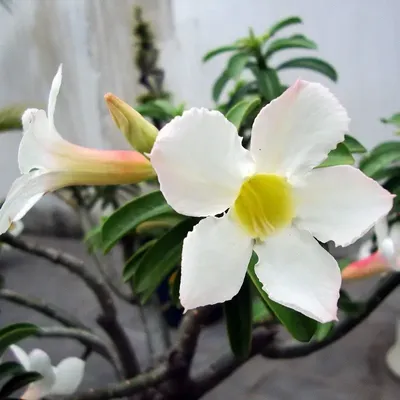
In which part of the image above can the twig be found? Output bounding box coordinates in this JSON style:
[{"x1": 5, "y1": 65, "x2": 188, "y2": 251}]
[
  {"x1": 0, "y1": 288, "x2": 88, "y2": 329},
  {"x1": 191, "y1": 327, "x2": 276, "y2": 398},
  {"x1": 36, "y1": 327, "x2": 122, "y2": 377},
  {"x1": 67, "y1": 363, "x2": 169, "y2": 400},
  {"x1": 263, "y1": 272, "x2": 400, "y2": 359},
  {"x1": 1, "y1": 233, "x2": 141, "y2": 378}
]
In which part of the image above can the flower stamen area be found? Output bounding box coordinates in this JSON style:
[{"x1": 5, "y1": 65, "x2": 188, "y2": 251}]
[{"x1": 233, "y1": 174, "x2": 294, "y2": 239}]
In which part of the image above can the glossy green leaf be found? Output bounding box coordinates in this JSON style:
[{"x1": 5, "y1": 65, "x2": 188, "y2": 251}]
[
  {"x1": 0, "y1": 372, "x2": 42, "y2": 398},
  {"x1": 372, "y1": 166, "x2": 400, "y2": 182},
  {"x1": 0, "y1": 324, "x2": 39, "y2": 358},
  {"x1": 252, "y1": 297, "x2": 273, "y2": 324},
  {"x1": 0, "y1": 362, "x2": 24, "y2": 381},
  {"x1": 212, "y1": 71, "x2": 231, "y2": 103},
  {"x1": 123, "y1": 239, "x2": 157, "y2": 282},
  {"x1": 226, "y1": 52, "x2": 249, "y2": 78},
  {"x1": 225, "y1": 97, "x2": 261, "y2": 130},
  {"x1": 338, "y1": 290, "x2": 365, "y2": 315},
  {"x1": 168, "y1": 270, "x2": 181, "y2": 308},
  {"x1": 102, "y1": 191, "x2": 172, "y2": 252},
  {"x1": 135, "y1": 218, "x2": 198, "y2": 303},
  {"x1": 268, "y1": 16, "x2": 303, "y2": 37},
  {"x1": 359, "y1": 141, "x2": 400, "y2": 178},
  {"x1": 251, "y1": 67, "x2": 282, "y2": 101},
  {"x1": 318, "y1": 143, "x2": 354, "y2": 168},
  {"x1": 276, "y1": 57, "x2": 338, "y2": 82},
  {"x1": 313, "y1": 322, "x2": 334, "y2": 341},
  {"x1": 224, "y1": 276, "x2": 252, "y2": 359},
  {"x1": 343, "y1": 134, "x2": 367, "y2": 154},
  {"x1": 203, "y1": 45, "x2": 239, "y2": 62},
  {"x1": 247, "y1": 253, "x2": 317, "y2": 342},
  {"x1": 265, "y1": 35, "x2": 317, "y2": 59}
]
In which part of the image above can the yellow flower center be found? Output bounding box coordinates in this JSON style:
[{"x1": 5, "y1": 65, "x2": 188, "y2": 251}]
[{"x1": 232, "y1": 174, "x2": 294, "y2": 239}]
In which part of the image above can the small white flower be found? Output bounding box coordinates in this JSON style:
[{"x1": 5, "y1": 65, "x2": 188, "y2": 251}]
[
  {"x1": 9, "y1": 345, "x2": 85, "y2": 399},
  {"x1": 150, "y1": 80, "x2": 393, "y2": 323}
]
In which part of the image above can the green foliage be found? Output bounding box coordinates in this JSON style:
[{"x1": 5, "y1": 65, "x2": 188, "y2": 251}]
[
  {"x1": 343, "y1": 134, "x2": 367, "y2": 153},
  {"x1": 381, "y1": 112, "x2": 400, "y2": 135},
  {"x1": 247, "y1": 253, "x2": 317, "y2": 342},
  {"x1": 224, "y1": 277, "x2": 252, "y2": 358},
  {"x1": 131, "y1": 218, "x2": 197, "y2": 303},
  {"x1": 313, "y1": 322, "x2": 334, "y2": 341},
  {"x1": 0, "y1": 323, "x2": 41, "y2": 398},
  {"x1": 338, "y1": 290, "x2": 365, "y2": 315},
  {"x1": 225, "y1": 97, "x2": 261, "y2": 130},
  {"x1": 102, "y1": 191, "x2": 174, "y2": 252},
  {"x1": 123, "y1": 239, "x2": 157, "y2": 282},
  {"x1": 318, "y1": 143, "x2": 355, "y2": 168},
  {"x1": 0, "y1": 106, "x2": 27, "y2": 132}
]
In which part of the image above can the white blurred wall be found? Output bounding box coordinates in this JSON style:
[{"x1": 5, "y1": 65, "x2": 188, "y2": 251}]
[{"x1": 0, "y1": 0, "x2": 399, "y2": 202}]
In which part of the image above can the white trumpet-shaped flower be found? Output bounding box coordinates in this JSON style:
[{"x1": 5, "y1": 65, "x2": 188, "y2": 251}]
[
  {"x1": 9, "y1": 345, "x2": 85, "y2": 399},
  {"x1": 150, "y1": 80, "x2": 393, "y2": 323},
  {"x1": 0, "y1": 65, "x2": 156, "y2": 234}
]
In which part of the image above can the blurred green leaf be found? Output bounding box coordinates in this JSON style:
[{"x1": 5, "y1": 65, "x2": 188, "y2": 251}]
[
  {"x1": 359, "y1": 141, "x2": 400, "y2": 178},
  {"x1": 343, "y1": 134, "x2": 367, "y2": 154},
  {"x1": 337, "y1": 258, "x2": 352, "y2": 271},
  {"x1": 124, "y1": 239, "x2": 157, "y2": 282},
  {"x1": 318, "y1": 143, "x2": 354, "y2": 168},
  {"x1": 213, "y1": 70, "x2": 231, "y2": 103},
  {"x1": 338, "y1": 290, "x2": 365, "y2": 315},
  {"x1": 276, "y1": 57, "x2": 338, "y2": 82},
  {"x1": 372, "y1": 166, "x2": 400, "y2": 181},
  {"x1": 0, "y1": 323, "x2": 39, "y2": 358},
  {"x1": 225, "y1": 97, "x2": 261, "y2": 130},
  {"x1": 152, "y1": 99, "x2": 178, "y2": 116},
  {"x1": 268, "y1": 16, "x2": 303, "y2": 37},
  {"x1": 0, "y1": 372, "x2": 42, "y2": 398},
  {"x1": 224, "y1": 276, "x2": 252, "y2": 359},
  {"x1": 226, "y1": 53, "x2": 249, "y2": 78},
  {"x1": 313, "y1": 322, "x2": 334, "y2": 341},
  {"x1": 381, "y1": 113, "x2": 400, "y2": 127},
  {"x1": 247, "y1": 253, "x2": 317, "y2": 342},
  {"x1": 135, "y1": 218, "x2": 198, "y2": 303},
  {"x1": 0, "y1": 362, "x2": 24, "y2": 381},
  {"x1": 84, "y1": 223, "x2": 103, "y2": 253},
  {"x1": 135, "y1": 101, "x2": 174, "y2": 120},
  {"x1": 265, "y1": 35, "x2": 317, "y2": 59},
  {"x1": 203, "y1": 45, "x2": 239, "y2": 62},
  {"x1": 102, "y1": 191, "x2": 172, "y2": 252},
  {"x1": 168, "y1": 270, "x2": 181, "y2": 308},
  {"x1": 251, "y1": 68, "x2": 282, "y2": 101},
  {"x1": 252, "y1": 296, "x2": 272, "y2": 324}
]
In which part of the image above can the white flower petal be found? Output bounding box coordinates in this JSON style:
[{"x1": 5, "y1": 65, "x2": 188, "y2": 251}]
[
  {"x1": 22, "y1": 349, "x2": 56, "y2": 399},
  {"x1": 48, "y1": 64, "x2": 62, "y2": 129},
  {"x1": 254, "y1": 227, "x2": 341, "y2": 323},
  {"x1": 150, "y1": 108, "x2": 254, "y2": 217},
  {"x1": 294, "y1": 166, "x2": 393, "y2": 247},
  {"x1": 50, "y1": 357, "x2": 85, "y2": 395},
  {"x1": 0, "y1": 171, "x2": 66, "y2": 234},
  {"x1": 9, "y1": 345, "x2": 30, "y2": 370},
  {"x1": 180, "y1": 214, "x2": 253, "y2": 310},
  {"x1": 375, "y1": 217, "x2": 389, "y2": 247},
  {"x1": 250, "y1": 80, "x2": 349, "y2": 179}
]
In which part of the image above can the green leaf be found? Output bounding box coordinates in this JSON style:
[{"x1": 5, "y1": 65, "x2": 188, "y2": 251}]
[
  {"x1": 135, "y1": 101, "x2": 173, "y2": 120},
  {"x1": 318, "y1": 143, "x2": 354, "y2": 168},
  {"x1": 268, "y1": 16, "x2": 303, "y2": 37},
  {"x1": 337, "y1": 258, "x2": 352, "y2": 271},
  {"x1": 123, "y1": 239, "x2": 157, "y2": 282},
  {"x1": 224, "y1": 276, "x2": 252, "y2": 359},
  {"x1": 203, "y1": 45, "x2": 239, "y2": 62},
  {"x1": 226, "y1": 81, "x2": 258, "y2": 108},
  {"x1": 102, "y1": 191, "x2": 172, "y2": 252},
  {"x1": 135, "y1": 218, "x2": 198, "y2": 303},
  {"x1": 343, "y1": 134, "x2": 367, "y2": 154},
  {"x1": 359, "y1": 141, "x2": 400, "y2": 178},
  {"x1": 247, "y1": 253, "x2": 317, "y2": 342},
  {"x1": 381, "y1": 113, "x2": 400, "y2": 126},
  {"x1": 84, "y1": 223, "x2": 103, "y2": 253},
  {"x1": 225, "y1": 97, "x2": 261, "y2": 130},
  {"x1": 265, "y1": 35, "x2": 317, "y2": 59},
  {"x1": 0, "y1": 324, "x2": 39, "y2": 358},
  {"x1": 251, "y1": 68, "x2": 282, "y2": 101},
  {"x1": 226, "y1": 52, "x2": 249, "y2": 78},
  {"x1": 252, "y1": 297, "x2": 272, "y2": 324},
  {"x1": 371, "y1": 166, "x2": 400, "y2": 181},
  {"x1": 313, "y1": 322, "x2": 334, "y2": 341},
  {"x1": 152, "y1": 99, "x2": 178, "y2": 116},
  {"x1": 0, "y1": 362, "x2": 24, "y2": 381},
  {"x1": 168, "y1": 270, "x2": 181, "y2": 308},
  {"x1": 338, "y1": 290, "x2": 365, "y2": 315},
  {"x1": 276, "y1": 57, "x2": 338, "y2": 82},
  {"x1": 0, "y1": 372, "x2": 42, "y2": 398},
  {"x1": 213, "y1": 71, "x2": 231, "y2": 103}
]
